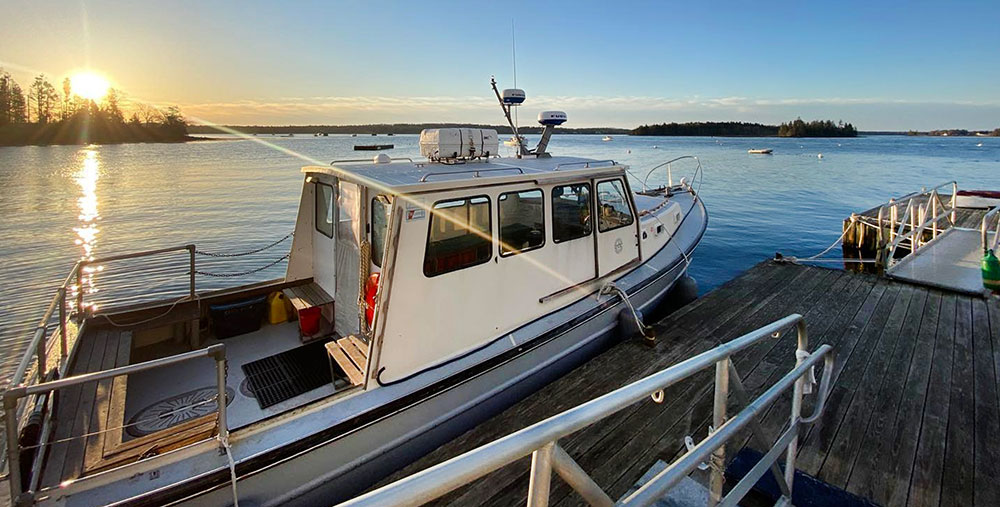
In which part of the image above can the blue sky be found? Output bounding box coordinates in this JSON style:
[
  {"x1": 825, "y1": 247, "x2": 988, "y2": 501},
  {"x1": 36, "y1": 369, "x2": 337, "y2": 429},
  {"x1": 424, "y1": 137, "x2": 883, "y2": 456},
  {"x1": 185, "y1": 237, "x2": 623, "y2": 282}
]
[{"x1": 2, "y1": 0, "x2": 998, "y2": 129}]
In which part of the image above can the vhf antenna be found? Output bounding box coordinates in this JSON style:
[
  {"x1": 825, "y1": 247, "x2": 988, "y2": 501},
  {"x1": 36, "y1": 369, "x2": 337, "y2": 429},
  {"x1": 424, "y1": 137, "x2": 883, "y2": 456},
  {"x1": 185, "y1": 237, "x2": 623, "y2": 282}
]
[{"x1": 511, "y1": 19, "x2": 517, "y2": 130}]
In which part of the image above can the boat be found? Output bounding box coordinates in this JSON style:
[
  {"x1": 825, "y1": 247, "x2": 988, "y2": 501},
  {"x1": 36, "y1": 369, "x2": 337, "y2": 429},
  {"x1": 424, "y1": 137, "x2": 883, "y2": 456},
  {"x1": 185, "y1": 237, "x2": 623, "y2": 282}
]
[
  {"x1": 748, "y1": 148, "x2": 773, "y2": 154},
  {"x1": 602, "y1": 135, "x2": 613, "y2": 141},
  {"x1": 2, "y1": 81, "x2": 708, "y2": 506},
  {"x1": 351, "y1": 134, "x2": 357, "y2": 137},
  {"x1": 503, "y1": 135, "x2": 525, "y2": 147},
  {"x1": 353, "y1": 144, "x2": 394, "y2": 151}
]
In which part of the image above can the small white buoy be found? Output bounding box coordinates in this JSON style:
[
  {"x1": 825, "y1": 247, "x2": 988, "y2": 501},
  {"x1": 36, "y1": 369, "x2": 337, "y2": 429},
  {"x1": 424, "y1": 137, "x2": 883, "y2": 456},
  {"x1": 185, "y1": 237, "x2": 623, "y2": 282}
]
[
  {"x1": 817, "y1": 153, "x2": 823, "y2": 159},
  {"x1": 374, "y1": 153, "x2": 391, "y2": 164},
  {"x1": 977, "y1": 143, "x2": 984, "y2": 147},
  {"x1": 626, "y1": 149, "x2": 631, "y2": 154},
  {"x1": 652, "y1": 145, "x2": 659, "y2": 149}
]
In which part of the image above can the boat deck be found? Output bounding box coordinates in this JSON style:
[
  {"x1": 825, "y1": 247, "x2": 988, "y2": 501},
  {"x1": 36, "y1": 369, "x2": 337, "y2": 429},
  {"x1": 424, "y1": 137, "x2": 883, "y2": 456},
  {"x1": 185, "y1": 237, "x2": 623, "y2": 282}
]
[
  {"x1": 376, "y1": 261, "x2": 1000, "y2": 506},
  {"x1": 38, "y1": 319, "x2": 342, "y2": 489}
]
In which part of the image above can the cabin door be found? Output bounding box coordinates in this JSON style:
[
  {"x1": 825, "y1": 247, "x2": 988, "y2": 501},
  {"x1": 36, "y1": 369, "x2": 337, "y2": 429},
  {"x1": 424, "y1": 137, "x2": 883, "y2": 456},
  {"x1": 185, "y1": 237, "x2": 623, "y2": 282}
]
[
  {"x1": 334, "y1": 181, "x2": 364, "y2": 336},
  {"x1": 594, "y1": 178, "x2": 639, "y2": 277}
]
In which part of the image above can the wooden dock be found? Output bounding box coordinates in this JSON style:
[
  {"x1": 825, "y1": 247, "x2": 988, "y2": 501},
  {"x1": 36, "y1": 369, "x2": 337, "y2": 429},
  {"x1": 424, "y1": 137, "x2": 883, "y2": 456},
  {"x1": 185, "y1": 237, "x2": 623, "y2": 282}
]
[{"x1": 377, "y1": 261, "x2": 1000, "y2": 506}]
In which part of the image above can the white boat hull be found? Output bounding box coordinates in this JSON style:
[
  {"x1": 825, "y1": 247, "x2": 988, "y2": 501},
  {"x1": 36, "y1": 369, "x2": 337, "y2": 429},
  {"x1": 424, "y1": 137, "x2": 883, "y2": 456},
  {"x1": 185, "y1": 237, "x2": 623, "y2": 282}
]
[{"x1": 48, "y1": 193, "x2": 707, "y2": 507}]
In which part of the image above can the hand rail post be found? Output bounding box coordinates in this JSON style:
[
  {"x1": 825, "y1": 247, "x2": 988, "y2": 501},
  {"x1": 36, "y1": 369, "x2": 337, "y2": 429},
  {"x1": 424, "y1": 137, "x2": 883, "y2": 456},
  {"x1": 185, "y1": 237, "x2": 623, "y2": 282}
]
[
  {"x1": 4, "y1": 389, "x2": 24, "y2": 502},
  {"x1": 527, "y1": 442, "x2": 555, "y2": 507},
  {"x1": 35, "y1": 326, "x2": 47, "y2": 382},
  {"x1": 952, "y1": 182, "x2": 958, "y2": 223},
  {"x1": 75, "y1": 263, "x2": 85, "y2": 324},
  {"x1": 931, "y1": 195, "x2": 938, "y2": 240},
  {"x1": 209, "y1": 345, "x2": 228, "y2": 442},
  {"x1": 709, "y1": 357, "x2": 730, "y2": 507},
  {"x1": 784, "y1": 320, "x2": 810, "y2": 502},
  {"x1": 187, "y1": 244, "x2": 196, "y2": 298},
  {"x1": 888, "y1": 199, "x2": 897, "y2": 244},
  {"x1": 58, "y1": 287, "x2": 68, "y2": 362}
]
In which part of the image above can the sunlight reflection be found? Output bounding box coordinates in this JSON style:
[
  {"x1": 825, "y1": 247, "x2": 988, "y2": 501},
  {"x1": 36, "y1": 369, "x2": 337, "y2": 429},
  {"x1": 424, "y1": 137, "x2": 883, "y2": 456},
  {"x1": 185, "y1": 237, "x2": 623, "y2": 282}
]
[{"x1": 72, "y1": 148, "x2": 102, "y2": 306}]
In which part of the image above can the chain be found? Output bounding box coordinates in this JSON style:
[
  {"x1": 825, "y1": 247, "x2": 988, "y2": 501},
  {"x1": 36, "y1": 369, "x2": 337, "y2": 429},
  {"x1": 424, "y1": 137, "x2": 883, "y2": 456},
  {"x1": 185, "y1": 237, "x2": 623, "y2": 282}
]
[
  {"x1": 194, "y1": 254, "x2": 290, "y2": 278},
  {"x1": 195, "y1": 232, "x2": 293, "y2": 258}
]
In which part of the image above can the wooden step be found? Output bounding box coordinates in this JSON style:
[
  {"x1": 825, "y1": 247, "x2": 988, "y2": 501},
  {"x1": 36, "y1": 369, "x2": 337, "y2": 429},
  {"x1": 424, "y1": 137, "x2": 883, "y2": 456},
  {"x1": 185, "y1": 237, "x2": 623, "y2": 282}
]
[{"x1": 325, "y1": 336, "x2": 368, "y2": 386}]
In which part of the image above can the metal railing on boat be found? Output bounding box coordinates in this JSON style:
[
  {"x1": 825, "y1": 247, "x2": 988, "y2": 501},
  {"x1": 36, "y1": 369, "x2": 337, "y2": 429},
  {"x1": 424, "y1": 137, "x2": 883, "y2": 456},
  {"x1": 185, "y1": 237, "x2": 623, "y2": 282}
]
[
  {"x1": 340, "y1": 314, "x2": 835, "y2": 507},
  {"x1": 0, "y1": 244, "x2": 212, "y2": 502}
]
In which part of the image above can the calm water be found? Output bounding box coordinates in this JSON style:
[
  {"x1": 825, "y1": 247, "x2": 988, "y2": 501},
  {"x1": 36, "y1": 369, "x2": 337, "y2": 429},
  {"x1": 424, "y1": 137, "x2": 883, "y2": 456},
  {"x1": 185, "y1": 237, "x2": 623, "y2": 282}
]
[{"x1": 1, "y1": 134, "x2": 997, "y2": 384}]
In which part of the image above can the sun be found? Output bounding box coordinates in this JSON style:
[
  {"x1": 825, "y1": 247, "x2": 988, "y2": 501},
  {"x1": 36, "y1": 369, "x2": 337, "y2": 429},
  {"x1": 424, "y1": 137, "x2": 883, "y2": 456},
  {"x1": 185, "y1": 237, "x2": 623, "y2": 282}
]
[{"x1": 70, "y1": 72, "x2": 111, "y2": 101}]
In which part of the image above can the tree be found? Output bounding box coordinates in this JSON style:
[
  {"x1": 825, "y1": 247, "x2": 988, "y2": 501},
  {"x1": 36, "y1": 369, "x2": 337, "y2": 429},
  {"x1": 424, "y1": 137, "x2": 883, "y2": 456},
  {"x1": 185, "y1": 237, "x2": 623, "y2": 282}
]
[
  {"x1": 28, "y1": 75, "x2": 58, "y2": 124},
  {"x1": 9, "y1": 82, "x2": 27, "y2": 123},
  {"x1": 102, "y1": 88, "x2": 125, "y2": 124}
]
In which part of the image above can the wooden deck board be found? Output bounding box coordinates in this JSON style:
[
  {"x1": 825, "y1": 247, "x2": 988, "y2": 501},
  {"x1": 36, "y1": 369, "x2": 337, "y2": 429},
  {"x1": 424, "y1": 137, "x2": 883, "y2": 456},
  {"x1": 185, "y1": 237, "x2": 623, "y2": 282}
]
[{"x1": 370, "y1": 261, "x2": 999, "y2": 507}]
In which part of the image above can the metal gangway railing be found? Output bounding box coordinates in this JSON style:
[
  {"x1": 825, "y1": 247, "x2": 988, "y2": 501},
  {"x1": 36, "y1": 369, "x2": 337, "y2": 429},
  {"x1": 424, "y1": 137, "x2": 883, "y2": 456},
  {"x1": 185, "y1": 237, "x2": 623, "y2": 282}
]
[
  {"x1": 846, "y1": 181, "x2": 958, "y2": 269},
  {"x1": 341, "y1": 314, "x2": 835, "y2": 507}
]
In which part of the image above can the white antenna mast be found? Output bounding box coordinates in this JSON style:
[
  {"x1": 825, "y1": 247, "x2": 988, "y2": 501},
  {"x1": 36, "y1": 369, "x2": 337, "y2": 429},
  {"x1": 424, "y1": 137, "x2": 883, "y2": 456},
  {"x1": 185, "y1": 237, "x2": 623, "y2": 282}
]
[{"x1": 511, "y1": 19, "x2": 518, "y2": 129}]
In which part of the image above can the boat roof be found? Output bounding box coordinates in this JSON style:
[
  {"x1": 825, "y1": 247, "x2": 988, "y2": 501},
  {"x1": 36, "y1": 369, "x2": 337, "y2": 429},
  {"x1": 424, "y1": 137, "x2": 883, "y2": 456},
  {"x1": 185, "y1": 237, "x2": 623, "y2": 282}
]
[{"x1": 302, "y1": 156, "x2": 625, "y2": 194}]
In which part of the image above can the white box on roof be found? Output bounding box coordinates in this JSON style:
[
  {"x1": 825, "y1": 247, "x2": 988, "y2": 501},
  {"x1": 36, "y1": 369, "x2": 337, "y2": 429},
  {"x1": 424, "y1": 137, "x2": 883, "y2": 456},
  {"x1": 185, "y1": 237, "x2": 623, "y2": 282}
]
[{"x1": 420, "y1": 128, "x2": 498, "y2": 160}]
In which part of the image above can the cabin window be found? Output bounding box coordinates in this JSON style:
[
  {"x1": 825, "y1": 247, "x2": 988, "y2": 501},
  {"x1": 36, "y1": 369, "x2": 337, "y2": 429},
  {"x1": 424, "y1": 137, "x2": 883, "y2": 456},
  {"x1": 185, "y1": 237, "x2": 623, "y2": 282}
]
[
  {"x1": 597, "y1": 179, "x2": 635, "y2": 232},
  {"x1": 424, "y1": 196, "x2": 492, "y2": 277},
  {"x1": 499, "y1": 189, "x2": 545, "y2": 256},
  {"x1": 371, "y1": 195, "x2": 391, "y2": 268},
  {"x1": 315, "y1": 182, "x2": 335, "y2": 238},
  {"x1": 551, "y1": 183, "x2": 592, "y2": 243}
]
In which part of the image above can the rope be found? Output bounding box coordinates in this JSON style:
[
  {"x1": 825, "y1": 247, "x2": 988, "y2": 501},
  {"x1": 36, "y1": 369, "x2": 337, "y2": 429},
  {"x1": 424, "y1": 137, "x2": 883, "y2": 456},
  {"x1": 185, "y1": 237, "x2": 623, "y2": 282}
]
[
  {"x1": 98, "y1": 294, "x2": 195, "y2": 328},
  {"x1": 777, "y1": 217, "x2": 878, "y2": 265},
  {"x1": 195, "y1": 232, "x2": 293, "y2": 258},
  {"x1": 194, "y1": 254, "x2": 290, "y2": 277},
  {"x1": 220, "y1": 434, "x2": 240, "y2": 507}
]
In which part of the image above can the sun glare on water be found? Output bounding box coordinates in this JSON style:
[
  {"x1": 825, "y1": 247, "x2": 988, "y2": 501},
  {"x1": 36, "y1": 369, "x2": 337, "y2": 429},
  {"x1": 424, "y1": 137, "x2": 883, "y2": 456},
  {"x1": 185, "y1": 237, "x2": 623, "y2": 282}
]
[{"x1": 70, "y1": 72, "x2": 111, "y2": 101}]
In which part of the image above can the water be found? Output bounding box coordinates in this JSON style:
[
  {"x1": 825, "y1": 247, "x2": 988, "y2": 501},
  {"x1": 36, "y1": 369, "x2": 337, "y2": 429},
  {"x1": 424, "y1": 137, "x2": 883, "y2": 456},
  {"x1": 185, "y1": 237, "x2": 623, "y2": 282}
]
[{"x1": 1, "y1": 134, "x2": 997, "y2": 384}]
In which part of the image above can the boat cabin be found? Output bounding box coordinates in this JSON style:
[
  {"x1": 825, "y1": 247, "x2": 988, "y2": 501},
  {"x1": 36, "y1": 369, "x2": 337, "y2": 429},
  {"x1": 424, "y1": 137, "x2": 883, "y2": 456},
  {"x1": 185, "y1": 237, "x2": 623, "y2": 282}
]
[{"x1": 288, "y1": 154, "x2": 645, "y2": 386}]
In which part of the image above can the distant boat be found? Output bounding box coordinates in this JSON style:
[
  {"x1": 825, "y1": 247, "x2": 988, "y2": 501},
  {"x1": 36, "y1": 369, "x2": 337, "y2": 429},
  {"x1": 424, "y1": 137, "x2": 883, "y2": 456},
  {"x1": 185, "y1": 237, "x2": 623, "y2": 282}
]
[
  {"x1": 387, "y1": 133, "x2": 395, "y2": 136},
  {"x1": 503, "y1": 135, "x2": 525, "y2": 147},
  {"x1": 322, "y1": 133, "x2": 329, "y2": 137},
  {"x1": 354, "y1": 144, "x2": 394, "y2": 151},
  {"x1": 977, "y1": 143, "x2": 984, "y2": 147},
  {"x1": 352, "y1": 134, "x2": 357, "y2": 137},
  {"x1": 371, "y1": 133, "x2": 377, "y2": 136},
  {"x1": 817, "y1": 153, "x2": 824, "y2": 159},
  {"x1": 602, "y1": 136, "x2": 613, "y2": 142},
  {"x1": 748, "y1": 148, "x2": 773, "y2": 154}
]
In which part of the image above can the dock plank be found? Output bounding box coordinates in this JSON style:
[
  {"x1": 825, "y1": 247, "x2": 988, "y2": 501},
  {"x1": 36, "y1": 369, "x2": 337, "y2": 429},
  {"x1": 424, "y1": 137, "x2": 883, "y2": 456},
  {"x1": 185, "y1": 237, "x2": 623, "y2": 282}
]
[
  {"x1": 845, "y1": 286, "x2": 928, "y2": 501},
  {"x1": 939, "y1": 298, "x2": 975, "y2": 507},
  {"x1": 971, "y1": 298, "x2": 999, "y2": 507},
  {"x1": 907, "y1": 293, "x2": 957, "y2": 507},
  {"x1": 364, "y1": 262, "x2": 997, "y2": 507}
]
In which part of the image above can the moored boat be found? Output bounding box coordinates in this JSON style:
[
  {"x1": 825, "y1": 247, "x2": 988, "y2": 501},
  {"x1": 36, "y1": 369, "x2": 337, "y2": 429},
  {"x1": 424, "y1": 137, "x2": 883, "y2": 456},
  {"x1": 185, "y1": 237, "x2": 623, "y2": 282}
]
[
  {"x1": 2, "y1": 82, "x2": 708, "y2": 506},
  {"x1": 748, "y1": 148, "x2": 772, "y2": 154}
]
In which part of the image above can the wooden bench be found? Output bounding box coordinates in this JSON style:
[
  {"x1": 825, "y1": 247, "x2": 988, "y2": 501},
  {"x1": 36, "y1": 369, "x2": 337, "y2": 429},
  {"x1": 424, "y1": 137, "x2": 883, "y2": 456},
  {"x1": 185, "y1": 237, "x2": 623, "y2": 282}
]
[
  {"x1": 325, "y1": 335, "x2": 369, "y2": 386},
  {"x1": 283, "y1": 282, "x2": 334, "y2": 340}
]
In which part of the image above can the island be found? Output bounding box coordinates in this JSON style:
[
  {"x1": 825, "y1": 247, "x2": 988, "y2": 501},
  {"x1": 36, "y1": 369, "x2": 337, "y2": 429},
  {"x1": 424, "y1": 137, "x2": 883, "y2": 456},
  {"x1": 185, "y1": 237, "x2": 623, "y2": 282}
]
[
  {"x1": 631, "y1": 119, "x2": 858, "y2": 137},
  {"x1": 0, "y1": 71, "x2": 193, "y2": 146}
]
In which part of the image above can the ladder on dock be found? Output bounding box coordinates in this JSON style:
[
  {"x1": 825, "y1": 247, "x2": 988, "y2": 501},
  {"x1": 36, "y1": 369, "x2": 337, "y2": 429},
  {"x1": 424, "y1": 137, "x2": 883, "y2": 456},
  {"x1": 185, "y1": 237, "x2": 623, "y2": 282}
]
[{"x1": 339, "y1": 314, "x2": 835, "y2": 507}]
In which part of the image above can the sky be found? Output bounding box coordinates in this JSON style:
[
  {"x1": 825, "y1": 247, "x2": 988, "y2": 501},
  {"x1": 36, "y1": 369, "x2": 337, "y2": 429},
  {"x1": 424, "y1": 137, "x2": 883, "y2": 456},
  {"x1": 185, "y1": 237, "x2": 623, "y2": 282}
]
[{"x1": 2, "y1": 0, "x2": 998, "y2": 130}]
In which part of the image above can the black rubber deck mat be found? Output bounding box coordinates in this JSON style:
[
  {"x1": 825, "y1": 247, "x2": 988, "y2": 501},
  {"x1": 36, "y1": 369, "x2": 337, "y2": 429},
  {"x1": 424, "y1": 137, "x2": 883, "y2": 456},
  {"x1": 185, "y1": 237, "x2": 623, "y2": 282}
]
[{"x1": 241, "y1": 339, "x2": 333, "y2": 409}]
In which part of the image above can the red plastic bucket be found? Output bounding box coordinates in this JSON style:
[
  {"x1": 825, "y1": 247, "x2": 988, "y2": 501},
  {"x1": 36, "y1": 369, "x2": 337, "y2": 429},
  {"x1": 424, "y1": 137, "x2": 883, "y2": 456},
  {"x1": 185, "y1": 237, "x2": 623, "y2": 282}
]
[{"x1": 299, "y1": 306, "x2": 321, "y2": 336}]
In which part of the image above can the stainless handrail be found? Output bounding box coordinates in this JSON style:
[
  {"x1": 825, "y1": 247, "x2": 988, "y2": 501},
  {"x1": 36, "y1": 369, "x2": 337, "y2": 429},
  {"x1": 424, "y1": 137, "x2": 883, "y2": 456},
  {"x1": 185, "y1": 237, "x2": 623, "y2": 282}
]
[
  {"x1": 340, "y1": 314, "x2": 835, "y2": 507},
  {"x1": 419, "y1": 166, "x2": 525, "y2": 182},
  {"x1": 641, "y1": 155, "x2": 700, "y2": 192},
  {"x1": 983, "y1": 206, "x2": 1000, "y2": 252},
  {"x1": 3, "y1": 243, "x2": 201, "y2": 499},
  {"x1": 330, "y1": 157, "x2": 414, "y2": 165},
  {"x1": 884, "y1": 189, "x2": 956, "y2": 268},
  {"x1": 552, "y1": 160, "x2": 617, "y2": 171},
  {"x1": 3, "y1": 344, "x2": 228, "y2": 502}
]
